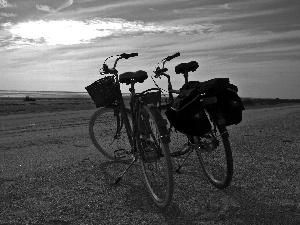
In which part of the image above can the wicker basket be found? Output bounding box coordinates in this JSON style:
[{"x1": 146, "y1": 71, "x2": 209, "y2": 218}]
[{"x1": 85, "y1": 76, "x2": 118, "y2": 107}]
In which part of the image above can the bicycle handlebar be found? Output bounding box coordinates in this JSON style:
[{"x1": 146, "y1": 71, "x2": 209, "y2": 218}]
[
  {"x1": 100, "y1": 52, "x2": 138, "y2": 75},
  {"x1": 155, "y1": 68, "x2": 168, "y2": 74},
  {"x1": 120, "y1": 52, "x2": 138, "y2": 59},
  {"x1": 164, "y1": 52, "x2": 180, "y2": 62},
  {"x1": 102, "y1": 64, "x2": 118, "y2": 75},
  {"x1": 154, "y1": 52, "x2": 180, "y2": 77}
]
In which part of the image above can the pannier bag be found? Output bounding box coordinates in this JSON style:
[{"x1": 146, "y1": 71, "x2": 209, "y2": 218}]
[
  {"x1": 166, "y1": 78, "x2": 245, "y2": 132},
  {"x1": 195, "y1": 78, "x2": 234, "y2": 96},
  {"x1": 194, "y1": 78, "x2": 244, "y2": 126},
  {"x1": 216, "y1": 88, "x2": 245, "y2": 126},
  {"x1": 165, "y1": 85, "x2": 211, "y2": 136}
]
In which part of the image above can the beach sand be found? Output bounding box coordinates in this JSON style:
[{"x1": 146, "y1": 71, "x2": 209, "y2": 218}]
[{"x1": 1, "y1": 98, "x2": 300, "y2": 224}]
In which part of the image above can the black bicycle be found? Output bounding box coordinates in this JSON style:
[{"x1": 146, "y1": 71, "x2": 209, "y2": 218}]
[
  {"x1": 86, "y1": 53, "x2": 173, "y2": 208},
  {"x1": 152, "y1": 52, "x2": 233, "y2": 189}
]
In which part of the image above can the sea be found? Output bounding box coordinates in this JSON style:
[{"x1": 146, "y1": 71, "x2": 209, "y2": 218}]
[
  {"x1": 0, "y1": 90, "x2": 90, "y2": 99},
  {"x1": 0, "y1": 90, "x2": 131, "y2": 99}
]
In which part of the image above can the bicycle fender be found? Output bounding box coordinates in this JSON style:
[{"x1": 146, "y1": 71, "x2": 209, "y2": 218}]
[
  {"x1": 148, "y1": 106, "x2": 171, "y2": 143},
  {"x1": 218, "y1": 125, "x2": 229, "y2": 138}
]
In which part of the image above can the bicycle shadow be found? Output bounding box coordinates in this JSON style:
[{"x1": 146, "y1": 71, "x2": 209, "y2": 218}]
[
  {"x1": 115, "y1": 161, "x2": 215, "y2": 225},
  {"x1": 95, "y1": 160, "x2": 198, "y2": 224},
  {"x1": 92, "y1": 158, "x2": 300, "y2": 225},
  {"x1": 122, "y1": 183, "x2": 198, "y2": 225}
]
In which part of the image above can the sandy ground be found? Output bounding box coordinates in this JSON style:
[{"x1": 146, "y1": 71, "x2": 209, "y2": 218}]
[{"x1": 1, "y1": 104, "x2": 300, "y2": 224}]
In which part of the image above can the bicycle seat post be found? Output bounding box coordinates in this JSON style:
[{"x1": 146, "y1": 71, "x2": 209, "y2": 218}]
[
  {"x1": 129, "y1": 79, "x2": 136, "y2": 115},
  {"x1": 183, "y1": 72, "x2": 189, "y2": 84},
  {"x1": 129, "y1": 79, "x2": 135, "y2": 95}
]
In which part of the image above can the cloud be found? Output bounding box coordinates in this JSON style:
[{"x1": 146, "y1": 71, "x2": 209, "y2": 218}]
[
  {"x1": 4, "y1": 18, "x2": 219, "y2": 48},
  {"x1": 76, "y1": 0, "x2": 96, "y2": 3},
  {"x1": 36, "y1": 5, "x2": 56, "y2": 13},
  {"x1": 0, "y1": 12, "x2": 17, "y2": 18},
  {"x1": 0, "y1": 0, "x2": 16, "y2": 8},
  {"x1": 36, "y1": 0, "x2": 74, "y2": 13},
  {"x1": 56, "y1": 0, "x2": 74, "y2": 11},
  {"x1": 219, "y1": 4, "x2": 231, "y2": 10}
]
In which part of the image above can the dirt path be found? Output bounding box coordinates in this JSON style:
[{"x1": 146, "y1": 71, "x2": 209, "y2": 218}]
[
  {"x1": 0, "y1": 109, "x2": 101, "y2": 178},
  {"x1": 1, "y1": 105, "x2": 300, "y2": 224}
]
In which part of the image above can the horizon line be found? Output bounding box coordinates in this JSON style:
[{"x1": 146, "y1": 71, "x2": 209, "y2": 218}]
[{"x1": 0, "y1": 90, "x2": 299, "y2": 100}]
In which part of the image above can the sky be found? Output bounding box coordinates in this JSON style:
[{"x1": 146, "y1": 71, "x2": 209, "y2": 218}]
[{"x1": 0, "y1": 0, "x2": 299, "y2": 99}]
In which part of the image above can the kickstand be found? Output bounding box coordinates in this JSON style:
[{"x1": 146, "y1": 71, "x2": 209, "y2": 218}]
[
  {"x1": 174, "y1": 148, "x2": 193, "y2": 173},
  {"x1": 114, "y1": 156, "x2": 138, "y2": 184}
]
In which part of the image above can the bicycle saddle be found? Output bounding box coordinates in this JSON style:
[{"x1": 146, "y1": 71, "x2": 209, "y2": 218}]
[
  {"x1": 119, "y1": 70, "x2": 148, "y2": 85},
  {"x1": 175, "y1": 61, "x2": 199, "y2": 74}
]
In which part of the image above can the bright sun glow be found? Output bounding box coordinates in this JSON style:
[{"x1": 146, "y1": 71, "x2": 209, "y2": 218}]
[
  {"x1": 9, "y1": 20, "x2": 112, "y2": 46},
  {"x1": 6, "y1": 19, "x2": 218, "y2": 48}
]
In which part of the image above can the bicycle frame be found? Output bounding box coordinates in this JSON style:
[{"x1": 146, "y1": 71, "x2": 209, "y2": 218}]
[
  {"x1": 151, "y1": 53, "x2": 234, "y2": 189},
  {"x1": 90, "y1": 53, "x2": 174, "y2": 208},
  {"x1": 111, "y1": 71, "x2": 141, "y2": 156},
  {"x1": 156, "y1": 71, "x2": 180, "y2": 110},
  {"x1": 102, "y1": 53, "x2": 165, "y2": 157}
]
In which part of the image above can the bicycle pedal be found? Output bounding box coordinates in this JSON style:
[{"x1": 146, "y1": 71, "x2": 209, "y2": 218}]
[{"x1": 114, "y1": 149, "x2": 129, "y2": 159}]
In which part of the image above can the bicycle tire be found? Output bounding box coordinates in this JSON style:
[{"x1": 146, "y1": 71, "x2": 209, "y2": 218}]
[
  {"x1": 139, "y1": 106, "x2": 174, "y2": 209},
  {"x1": 196, "y1": 111, "x2": 233, "y2": 189},
  {"x1": 89, "y1": 107, "x2": 133, "y2": 163}
]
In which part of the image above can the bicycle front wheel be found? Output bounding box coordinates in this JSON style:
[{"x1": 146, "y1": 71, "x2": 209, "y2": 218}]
[
  {"x1": 138, "y1": 106, "x2": 173, "y2": 209},
  {"x1": 89, "y1": 107, "x2": 132, "y2": 162},
  {"x1": 196, "y1": 111, "x2": 233, "y2": 189}
]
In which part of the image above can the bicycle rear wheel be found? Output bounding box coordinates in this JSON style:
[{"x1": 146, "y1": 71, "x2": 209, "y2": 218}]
[
  {"x1": 196, "y1": 111, "x2": 233, "y2": 189},
  {"x1": 139, "y1": 106, "x2": 173, "y2": 209},
  {"x1": 89, "y1": 107, "x2": 132, "y2": 162}
]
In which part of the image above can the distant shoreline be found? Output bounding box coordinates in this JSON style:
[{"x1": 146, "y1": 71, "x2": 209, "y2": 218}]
[
  {"x1": 0, "y1": 95, "x2": 300, "y2": 116},
  {"x1": 0, "y1": 90, "x2": 132, "y2": 99},
  {"x1": 0, "y1": 90, "x2": 89, "y2": 99}
]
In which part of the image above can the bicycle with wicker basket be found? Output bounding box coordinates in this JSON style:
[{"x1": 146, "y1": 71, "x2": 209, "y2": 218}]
[
  {"x1": 152, "y1": 53, "x2": 244, "y2": 189},
  {"x1": 85, "y1": 53, "x2": 173, "y2": 209}
]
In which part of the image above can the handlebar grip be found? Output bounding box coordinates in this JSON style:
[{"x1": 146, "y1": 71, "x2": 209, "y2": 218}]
[
  {"x1": 120, "y1": 53, "x2": 138, "y2": 59},
  {"x1": 102, "y1": 64, "x2": 117, "y2": 75},
  {"x1": 165, "y1": 52, "x2": 180, "y2": 61},
  {"x1": 156, "y1": 68, "x2": 168, "y2": 74}
]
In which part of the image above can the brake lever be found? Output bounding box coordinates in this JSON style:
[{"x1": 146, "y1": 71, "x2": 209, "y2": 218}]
[
  {"x1": 99, "y1": 64, "x2": 108, "y2": 75},
  {"x1": 154, "y1": 67, "x2": 161, "y2": 78},
  {"x1": 101, "y1": 63, "x2": 110, "y2": 74}
]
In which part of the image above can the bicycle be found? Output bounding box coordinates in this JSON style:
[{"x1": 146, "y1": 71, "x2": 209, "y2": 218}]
[
  {"x1": 152, "y1": 52, "x2": 233, "y2": 189},
  {"x1": 85, "y1": 53, "x2": 174, "y2": 208}
]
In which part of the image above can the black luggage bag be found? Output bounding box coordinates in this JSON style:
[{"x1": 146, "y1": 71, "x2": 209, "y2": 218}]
[
  {"x1": 194, "y1": 78, "x2": 244, "y2": 126},
  {"x1": 165, "y1": 84, "x2": 211, "y2": 136}
]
